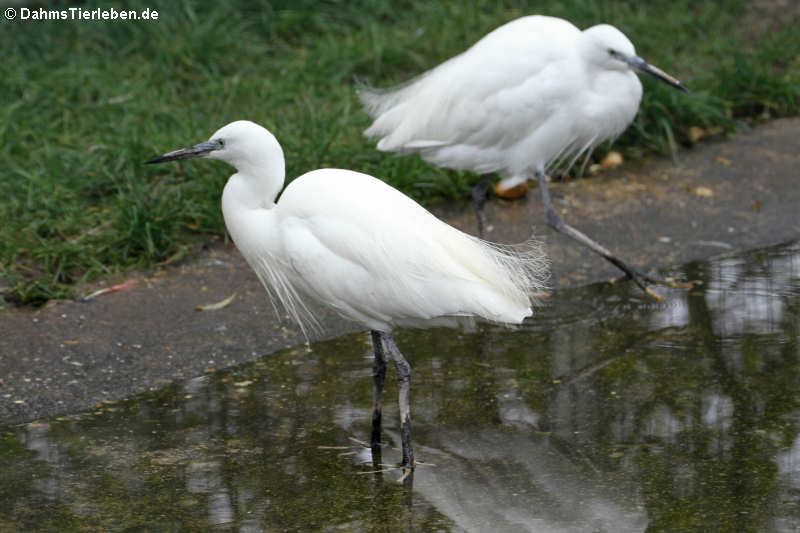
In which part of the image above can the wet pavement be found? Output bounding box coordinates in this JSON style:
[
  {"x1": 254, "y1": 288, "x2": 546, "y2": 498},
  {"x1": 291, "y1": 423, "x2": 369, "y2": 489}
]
[
  {"x1": 1, "y1": 118, "x2": 799, "y2": 426},
  {"x1": 2, "y1": 241, "x2": 799, "y2": 532}
]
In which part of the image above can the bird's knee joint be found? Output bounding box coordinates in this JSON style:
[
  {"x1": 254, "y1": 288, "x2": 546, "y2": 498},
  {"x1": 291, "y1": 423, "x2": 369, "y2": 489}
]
[
  {"x1": 395, "y1": 360, "x2": 411, "y2": 382},
  {"x1": 545, "y1": 210, "x2": 563, "y2": 230}
]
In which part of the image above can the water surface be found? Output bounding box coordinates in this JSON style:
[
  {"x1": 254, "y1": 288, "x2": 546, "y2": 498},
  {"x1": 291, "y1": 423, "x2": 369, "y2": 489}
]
[{"x1": 2, "y1": 241, "x2": 799, "y2": 532}]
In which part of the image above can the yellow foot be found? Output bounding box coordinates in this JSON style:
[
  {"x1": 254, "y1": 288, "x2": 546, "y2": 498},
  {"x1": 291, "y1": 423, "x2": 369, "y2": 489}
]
[
  {"x1": 662, "y1": 277, "x2": 702, "y2": 289},
  {"x1": 357, "y1": 461, "x2": 434, "y2": 479},
  {"x1": 319, "y1": 436, "x2": 433, "y2": 480},
  {"x1": 609, "y1": 274, "x2": 701, "y2": 300},
  {"x1": 644, "y1": 286, "x2": 666, "y2": 302}
]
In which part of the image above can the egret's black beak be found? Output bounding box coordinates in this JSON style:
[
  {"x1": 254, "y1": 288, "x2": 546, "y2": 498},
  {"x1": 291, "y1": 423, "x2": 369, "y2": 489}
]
[
  {"x1": 626, "y1": 55, "x2": 688, "y2": 92},
  {"x1": 145, "y1": 139, "x2": 224, "y2": 164}
]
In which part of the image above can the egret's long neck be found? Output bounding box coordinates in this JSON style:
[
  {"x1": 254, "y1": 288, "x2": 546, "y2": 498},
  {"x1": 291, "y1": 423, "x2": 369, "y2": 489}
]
[
  {"x1": 220, "y1": 142, "x2": 286, "y2": 259},
  {"x1": 224, "y1": 148, "x2": 285, "y2": 210}
]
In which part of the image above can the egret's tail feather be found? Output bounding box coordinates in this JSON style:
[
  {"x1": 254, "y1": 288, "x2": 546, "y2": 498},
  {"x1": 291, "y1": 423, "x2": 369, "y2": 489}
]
[
  {"x1": 355, "y1": 80, "x2": 386, "y2": 119},
  {"x1": 480, "y1": 234, "x2": 550, "y2": 305},
  {"x1": 357, "y1": 71, "x2": 434, "y2": 121}
]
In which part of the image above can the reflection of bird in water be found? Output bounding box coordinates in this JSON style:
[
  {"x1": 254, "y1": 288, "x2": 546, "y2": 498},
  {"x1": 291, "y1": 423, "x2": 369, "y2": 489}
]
[
  {"x1": 360, "y1": 15, "x2": 690, "y2": 300},
  {"x1": 147, "y1": 120, "x2": 549, "y2": 470},
  {"x1": 414, "y1": 429, "x2": 647, "y2": 532}
]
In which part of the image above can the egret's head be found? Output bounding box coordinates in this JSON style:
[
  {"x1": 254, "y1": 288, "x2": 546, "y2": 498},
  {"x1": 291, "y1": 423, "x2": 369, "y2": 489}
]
[
  {"x1": 146, "y1": 120, "x2": 283, "y2": 169},
  {"x1": 583, "y1": 24, "x2": 636, "y2": 69},
  {"x1": 582, "y1": 24, "x2": 688, "y2": 92}
]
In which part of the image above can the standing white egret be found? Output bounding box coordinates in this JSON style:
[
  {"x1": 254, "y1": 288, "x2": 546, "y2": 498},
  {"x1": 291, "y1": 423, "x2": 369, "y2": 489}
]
[
  {"x1": 146, "y1": 120, "x2": 548, "y2": 469},
  {"x1": 359, "y1": 15, "x2": 690, "y2": 300}
]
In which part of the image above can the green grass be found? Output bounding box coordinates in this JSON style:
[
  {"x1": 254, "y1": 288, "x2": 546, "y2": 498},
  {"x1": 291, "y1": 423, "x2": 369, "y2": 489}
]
[{"x1": 1, "y1": 0, "x2": 798, "y2": 304}]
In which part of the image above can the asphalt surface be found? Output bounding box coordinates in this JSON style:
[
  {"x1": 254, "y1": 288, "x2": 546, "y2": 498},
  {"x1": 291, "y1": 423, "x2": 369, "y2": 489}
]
[{"x1": 1, "y1": 118, "x2": 799, "y2": 425}]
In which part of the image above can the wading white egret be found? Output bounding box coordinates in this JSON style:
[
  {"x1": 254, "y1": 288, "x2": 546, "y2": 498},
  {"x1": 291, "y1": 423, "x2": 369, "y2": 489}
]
[
  {"x1": 359, "y1": 15, "x2": 690, "y2": 300},
  {"x1": 146, "y1": 120, "x2": 549, "y2": 469}
]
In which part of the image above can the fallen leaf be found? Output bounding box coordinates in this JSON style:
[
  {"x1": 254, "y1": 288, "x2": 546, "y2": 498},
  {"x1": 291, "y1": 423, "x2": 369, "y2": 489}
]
[
  {"x1": 157, "y1": 246, "x2": 189, "y2": 266},
  {"x1": 196, "y1": 292, "x2": 237, "y2": 312},
  {"x1": 695, "y1": 186, "x2": 713, "y2": 197},
  {"x1": 715, "y1": 156, "x2": 732, "y2": 166},
  {"x1": 753, "y1": 199, "x2": 761, "y2": 213},
  {"x1": 493, "y1": 181, "x2": 528, "y2": 199},
  {"x1": 81, "y1": 281, "x2": 136, "y2": 301},
  {"x1": 233, "y1": 380, "x2": 253, "y2": 387},
  {"x1": 688, "y1": 126, "x2": 705, "y2": 143}
]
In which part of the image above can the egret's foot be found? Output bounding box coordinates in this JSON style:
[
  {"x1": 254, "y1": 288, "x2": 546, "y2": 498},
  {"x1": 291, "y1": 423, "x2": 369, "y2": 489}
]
[
  {"x1": 400, "y1": 456, "x2": 416, "y2": 471},
  {"x1": 374, "y1": 438, "x2": 415, "y2": 471},
  {"x1": 398, "y1": 466, "x2": 413, "y2": 483},
  {"x1": 320, "y1": 436, "x2": 424, "y2": 474},
  {"x1": 660, "y1": 277, "x2": 700, "y2": 290},
  {"x1": 610, "y1": 269, "x2": 700, "y2": 301},
  {"x1": 317, "y1": 436, "x2": 376, "y2": 463},
  {"x1": 358, "y1": 460, "x2": 432, "y2": 479}
]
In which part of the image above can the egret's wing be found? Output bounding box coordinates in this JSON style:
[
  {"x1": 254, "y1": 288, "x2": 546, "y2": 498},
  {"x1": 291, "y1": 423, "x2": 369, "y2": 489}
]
[{"x1": 277, "y1": 169, "x2": 548, "y2": 329}]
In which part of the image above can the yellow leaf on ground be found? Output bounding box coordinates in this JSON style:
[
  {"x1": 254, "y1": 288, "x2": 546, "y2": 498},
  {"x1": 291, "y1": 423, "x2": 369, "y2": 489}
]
[
  {"x1": 493, "y1": 181, "x2": 529, "y2": 199},
  {"x1": 600, "y1": 151, "x2": 624, "y2": 168},
  {"x1": 688, "y1": 126, "x2": 705, "y2": 143},
  {"x1": 695, "y1": 186, "x2": 714, "y2": 197},
  {"x1": 196, "y1": 292, "x2": 237, "y2": 312}
]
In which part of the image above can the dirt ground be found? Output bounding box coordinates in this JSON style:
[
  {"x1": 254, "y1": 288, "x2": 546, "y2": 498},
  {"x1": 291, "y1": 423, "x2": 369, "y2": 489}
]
[{"x1": 1, "y1": 118, "x2": 798, "y2": 425}]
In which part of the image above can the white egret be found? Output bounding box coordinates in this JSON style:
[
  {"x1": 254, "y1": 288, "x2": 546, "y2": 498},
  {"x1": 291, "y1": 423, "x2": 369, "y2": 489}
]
[
  {"x1": 359, "y1": 15, "x2": 690, "y2": 300},
  {"x1": 146, "y1": 120, "x2": 549, "y2": 469}
]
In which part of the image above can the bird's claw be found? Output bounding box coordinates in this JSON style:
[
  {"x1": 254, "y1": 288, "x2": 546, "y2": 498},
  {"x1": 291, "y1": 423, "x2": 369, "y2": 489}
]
[
  {"x1": 644, "y1": 286, "x2": 666, "y2": 303},
  {"x1": 661, "y1": 278, "x2": 701, "y2": 289}
]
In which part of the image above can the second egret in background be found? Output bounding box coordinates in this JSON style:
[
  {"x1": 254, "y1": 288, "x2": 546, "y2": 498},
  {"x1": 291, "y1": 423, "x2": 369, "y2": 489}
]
[{"x1": 360, "y1": 15, "x2": 690, "y2": 300}]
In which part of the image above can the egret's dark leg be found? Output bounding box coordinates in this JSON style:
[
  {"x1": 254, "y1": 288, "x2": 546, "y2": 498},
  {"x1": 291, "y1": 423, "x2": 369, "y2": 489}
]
[
  {"x1": 369, "y1": 331, "x2": 388, "y2": 464},
  {"x1": 471, "y1": 174, "x2": 492, "y2": 238},
  {"x1": 535, "y1": 171, "x2": 692, "y2": 300},
  {"x1": 378, "y1": 331, "x2": 415, "y2": 469}
]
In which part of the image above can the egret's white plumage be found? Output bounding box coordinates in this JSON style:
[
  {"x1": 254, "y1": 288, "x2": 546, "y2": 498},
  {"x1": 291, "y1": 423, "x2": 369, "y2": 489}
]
[
  {"x1": 146, "y1": 120, "x2": 549, "y2": 468},
  {"x1": 149, "y1": 121, "x2": 548, "y2": 336},
  {"x1": 360, "y1": 15, "x2": 681, "y2": 190}
]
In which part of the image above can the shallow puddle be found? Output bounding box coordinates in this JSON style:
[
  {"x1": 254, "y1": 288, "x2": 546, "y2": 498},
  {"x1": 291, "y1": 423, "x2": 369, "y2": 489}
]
[{"x1": 2, "y1": 241, "x2": 799, "y2": 532}]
